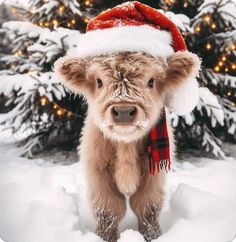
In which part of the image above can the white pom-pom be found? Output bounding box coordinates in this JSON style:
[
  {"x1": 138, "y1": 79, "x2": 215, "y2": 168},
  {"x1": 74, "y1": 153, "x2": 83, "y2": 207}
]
[{"x1": 167, "y1": 77, "x2": 199, "y2": 115}]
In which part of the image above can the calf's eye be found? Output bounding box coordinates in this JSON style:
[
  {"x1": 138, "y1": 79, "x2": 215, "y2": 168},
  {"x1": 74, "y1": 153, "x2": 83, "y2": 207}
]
[
  {"x1": 96, "y1": 79, "x2": 103, "y2": 88},
  {"x1": 147, "y1": 78, "x2": 154, "y2": 88}
]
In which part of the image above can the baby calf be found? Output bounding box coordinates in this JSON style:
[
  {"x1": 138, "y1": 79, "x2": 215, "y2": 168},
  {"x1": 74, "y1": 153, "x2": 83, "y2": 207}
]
[{"x1": 55, "y1": 51, "x2": 200, "y2": 241}]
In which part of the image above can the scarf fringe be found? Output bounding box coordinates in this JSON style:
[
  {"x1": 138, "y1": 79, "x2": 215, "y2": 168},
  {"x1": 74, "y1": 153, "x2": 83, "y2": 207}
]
[{"x1": 149, "y1": 158, "x2": 171, "y2": 176}]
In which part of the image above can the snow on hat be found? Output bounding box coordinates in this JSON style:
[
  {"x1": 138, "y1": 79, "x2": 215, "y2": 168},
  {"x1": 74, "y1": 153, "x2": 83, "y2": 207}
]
[{"x1": 75, "y1": 1, "x2": 199, "y2": 115}]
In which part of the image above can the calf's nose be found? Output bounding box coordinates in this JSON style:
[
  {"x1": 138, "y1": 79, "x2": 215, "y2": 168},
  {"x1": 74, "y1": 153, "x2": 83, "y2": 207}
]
[{"x1": 112, "y1": 106, "x2": 137, "y2": 123}]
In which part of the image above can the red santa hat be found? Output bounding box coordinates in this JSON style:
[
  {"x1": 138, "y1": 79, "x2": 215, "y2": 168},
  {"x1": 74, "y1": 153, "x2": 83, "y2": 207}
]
[{"x1": 75, "y1": 1, "x2": 199, "y2": 115}]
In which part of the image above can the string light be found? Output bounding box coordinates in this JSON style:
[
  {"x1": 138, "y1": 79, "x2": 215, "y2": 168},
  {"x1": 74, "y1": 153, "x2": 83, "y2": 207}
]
[
  {"x1": 84, "y1": 0, "x2": 91, "y2": 6},
  {"x1": 211, "y1": 23, "x2": 216, "y2": 29},
  {"x1": 206, "y1": 43, "x2": 212, "y2": 50},
  {"x1": 71, "y1": 19, "x2": 76, "y2": 25},
  {"x1": 232, "y1": 64, "x2": 236, "y2": 70},
  {"x1": 222, "y1": 56, "x2": 226, "y2": 61},
  {"x1": 15, "y1": 50, "x2": 22, "y2": 57},
  {"x1": 52, "y1": 19, "x2": 58, "y2": 26},
  {"x1": 183, "y1": 2, "x2": 188, "y2": 7},
  {"x1": 83, "y1": 17, "x2": 90, "y2": 23},
  {"x1": 39, "y1": 98, "x2": 82, "y2": 119},
  {"x1": 203, "y1": 15, "x2": 211, "y2": 22},
  {"x1": 227, "y1": 91, "x2": 231, "y2": 96},
  {"x1": 28, "y1": 70, "x2": 34, "y2": 75},
  {"x1": 40, "y1": 97, "x2": 47, "y2": 106},
  {"x1": 58, "y1": 5, "x2": 65, "y2": 13},
  {"x1": 214, "y1": 66, "x2": 220, "y2": 72},
  {"x1": 57, "y1": 109, "x2": 63, "y2": 116},
  {"x1": 231, "y1": 45, "x2": 236, "y2": 50},
  {"x1": 67, "y1": 23, "x2": 71, "y2": 27},
  {"x1": 39, "y1": 22, "x2": 43, "y2": 27},
  {"x1": 225, "y1": 67, "x2": 229, "y2": 72},
  {"x1": 218, "y1": 61, "x2": 223, "y2": 67},
  {"x1": 44, "y1": 22, "x2": 49, "y2": 27},
  {"x1": 195, "y1": 26, "x2": 201, "y2": 33}
]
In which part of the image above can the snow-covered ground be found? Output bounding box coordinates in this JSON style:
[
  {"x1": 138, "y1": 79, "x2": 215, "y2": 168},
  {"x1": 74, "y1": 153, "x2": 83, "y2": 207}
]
[{"x1": 0, "y1": 131, "x2": 236, "y2": 242}]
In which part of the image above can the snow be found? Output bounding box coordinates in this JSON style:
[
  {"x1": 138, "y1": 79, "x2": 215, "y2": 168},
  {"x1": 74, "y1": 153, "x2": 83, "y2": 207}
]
[
  {"x1": 198, "y1": 87, "x2": 224, "y2": 127},
  {"x1": 0, "y1": 130, "x2": 236, "y2": 242}
]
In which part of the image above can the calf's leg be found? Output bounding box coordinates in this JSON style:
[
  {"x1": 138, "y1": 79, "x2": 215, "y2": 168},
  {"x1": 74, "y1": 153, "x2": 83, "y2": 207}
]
[
  {"x1": 88, "y1": 166, "x2": 126, "y2": 242},
  {"x1": 130, "y1": 171, "x2": 165, "y2": 241}
]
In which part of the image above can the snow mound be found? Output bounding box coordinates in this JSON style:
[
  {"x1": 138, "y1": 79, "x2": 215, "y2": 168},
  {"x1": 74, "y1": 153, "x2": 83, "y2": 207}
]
[{"x1": 118, "y1": 230, "x2": 145, "y2": 242}]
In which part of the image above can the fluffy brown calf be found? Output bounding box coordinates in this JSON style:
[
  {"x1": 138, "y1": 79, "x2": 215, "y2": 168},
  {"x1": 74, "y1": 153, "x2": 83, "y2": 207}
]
[{"x1": 54, "y1": 51, "x2": 200, "y2": 242}]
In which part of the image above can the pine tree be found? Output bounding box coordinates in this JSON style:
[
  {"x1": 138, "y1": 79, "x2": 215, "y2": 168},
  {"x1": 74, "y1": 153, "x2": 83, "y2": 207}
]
[
  {"x1": 0, "y1": 0, "x2": 235, "y2": 158},
  {"x1": 0, "y1": 1, "x2": 95, "y2": 156},
  {"x1": 166, "y1": 0, "x2": 236, "y2": 157}
]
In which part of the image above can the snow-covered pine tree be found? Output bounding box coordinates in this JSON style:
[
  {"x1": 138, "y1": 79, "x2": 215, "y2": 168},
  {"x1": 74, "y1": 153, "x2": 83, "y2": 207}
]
[
  {"x1": 168, "y1": 0, "x2": 236, "y2": 157},
  {"x1": 0, "y1": 0, "x2": 98, "y2": 157}
]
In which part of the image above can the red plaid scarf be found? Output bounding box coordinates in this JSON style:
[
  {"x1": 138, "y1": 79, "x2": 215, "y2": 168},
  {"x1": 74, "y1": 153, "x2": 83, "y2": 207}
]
[{"x1": 147, "y1": 109, "x2": 171, "y2": 175}]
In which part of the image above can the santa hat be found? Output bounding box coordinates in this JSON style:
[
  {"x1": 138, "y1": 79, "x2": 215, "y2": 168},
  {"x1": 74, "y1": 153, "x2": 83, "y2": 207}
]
[{"x1": 75, "y1": 1, "x2": 199, "y2": 115}]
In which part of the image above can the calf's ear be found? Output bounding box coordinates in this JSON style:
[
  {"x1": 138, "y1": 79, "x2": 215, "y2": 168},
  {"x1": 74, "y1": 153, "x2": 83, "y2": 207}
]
[
  {"x1": 54, "y1": 56, "x2": 87, "y2": 93},
  {"x1": 164, "y1": 51, "x2": 201, "y2": 115}
]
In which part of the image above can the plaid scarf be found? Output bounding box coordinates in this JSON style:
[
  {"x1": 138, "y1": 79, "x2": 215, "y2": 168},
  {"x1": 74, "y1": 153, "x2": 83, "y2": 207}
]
[{"x1": 147, "y1": 109, "x2": 171, "y2": 175}]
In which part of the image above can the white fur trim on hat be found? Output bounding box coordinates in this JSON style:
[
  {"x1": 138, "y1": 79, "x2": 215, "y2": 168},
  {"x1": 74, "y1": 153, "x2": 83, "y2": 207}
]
[{"x1": 75, "y1": 25, "x2": 175, "y2": 58}]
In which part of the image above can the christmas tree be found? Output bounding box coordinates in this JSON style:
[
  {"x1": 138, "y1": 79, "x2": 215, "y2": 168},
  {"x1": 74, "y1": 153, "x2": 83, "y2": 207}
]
[
  {"x1": 0, "y1": 0, "x2": 235, "y2": 157},
  {"x1": 166, "y1": 0, "x2": 236, "y2": 156}
]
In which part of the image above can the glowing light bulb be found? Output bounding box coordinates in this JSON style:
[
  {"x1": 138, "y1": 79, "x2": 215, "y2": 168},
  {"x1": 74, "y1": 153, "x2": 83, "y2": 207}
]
[
  {"x1": 195, "y1": 26, "x2": 201, "y2": 33},
  {"x1": 40, "y1": 97, "x2": 47, "y2": 106},
  {"x1": 204, "y1": 15, "x2": 211, "y2": 22},
  {"x1": 57, "y1": 109, "x2": 63, "y2": 116},
  {"x1": 84, "y1": 0, "x2": 90, "y2": 6},
  {"x1": 58, "y1": 5, "x2": 65, "y2": 13},
  {"x1": 71, "y1": 19, "x2": 76, "y2": 24},
  {"x1": 219, "y1": 61, "x2": 223, "y2": 67},
  {"x1": 84, "y1": 17, "x2": 89, "y2": 23},
  {"x1": 183, "y1": 2, "x2": 188, "y2": 7},
  {"x1": 206, "y1": 43, "x2": 211, "y2": 50},
  {"x1": 214, "y1": 66, "x2": 220, "y2": 72},
  {"x1": 227, "y1": 91, "x2": 231, "y2": 96},
  {"x1": 211, "y1": 23, "x2": 216, "y2": 29},
  {"x1": 222, "y1": 56, "x2": 226, "y2": 61},
  {"x1": 53, "y1": 19, "x2": 58, "y2": 26},
  {"x1": 225, "y1": 67, "x2": 229, "y2": 72},
  {"x1": 232, "y1": 64, "x2": 236, "y2": 69}
]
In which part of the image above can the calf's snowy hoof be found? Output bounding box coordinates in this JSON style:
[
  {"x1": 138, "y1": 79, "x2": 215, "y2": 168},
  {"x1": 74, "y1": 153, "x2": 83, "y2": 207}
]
[
  {"x1": 138, "y1": 204, "x2": 162, "y2": 242},
  {"x1": 95, "y1": 209, "x2": 119, "y2": 242}
]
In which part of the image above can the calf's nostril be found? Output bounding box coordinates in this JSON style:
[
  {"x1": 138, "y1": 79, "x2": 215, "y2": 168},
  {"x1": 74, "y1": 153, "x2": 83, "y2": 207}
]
[
  {"x1": 112, "y1": 107, "x2": 120, "y2": 117},
  {"x1": 129, "y1": 107, "x2": 137, "y2": 117}
]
